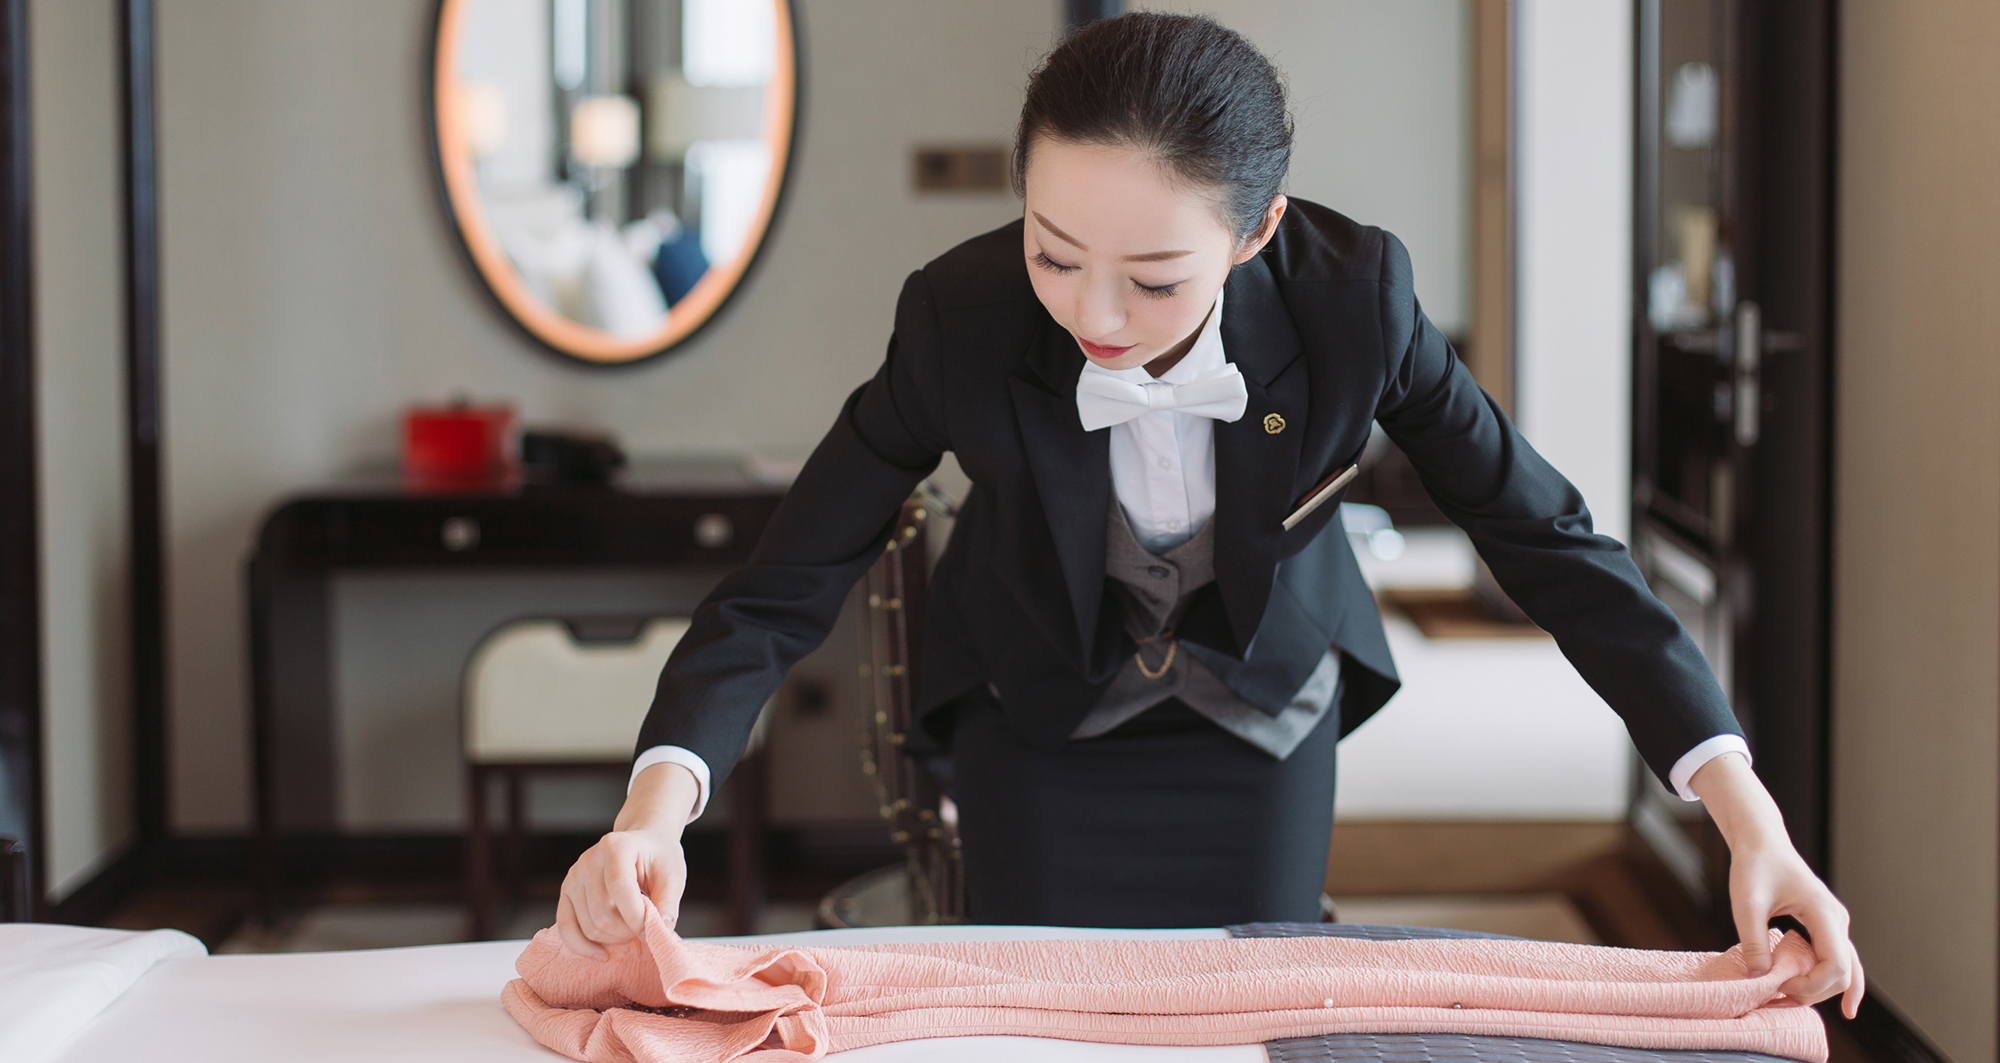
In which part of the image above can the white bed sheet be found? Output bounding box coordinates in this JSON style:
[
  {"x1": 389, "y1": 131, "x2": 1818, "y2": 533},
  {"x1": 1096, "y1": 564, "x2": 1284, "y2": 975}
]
[{"x1": 52, "y1": 924, "x2": 1263, "y2": 1063}]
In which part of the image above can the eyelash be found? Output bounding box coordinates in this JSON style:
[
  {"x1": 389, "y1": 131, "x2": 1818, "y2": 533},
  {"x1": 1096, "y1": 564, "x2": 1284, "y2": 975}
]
[
  {"x1": 1032, "y1": 252, "x2": 1180, "y2": 300},
  {"x1": 1032, "y1": 251, "x2": 1077, "y2": 275}
]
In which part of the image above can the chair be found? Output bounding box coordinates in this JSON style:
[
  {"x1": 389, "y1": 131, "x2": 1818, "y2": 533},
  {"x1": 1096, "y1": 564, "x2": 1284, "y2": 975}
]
[
  {"x1": 460, "y1": 615, "x2": 770, "y2": 939},
  {"x1": 836, "y1": 488, "x2": 965, "y2": 926}
]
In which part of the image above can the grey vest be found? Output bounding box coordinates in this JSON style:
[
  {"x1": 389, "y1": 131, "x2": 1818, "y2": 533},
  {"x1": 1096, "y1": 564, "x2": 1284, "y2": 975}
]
[{"x1": 1070, "y1": 500, "x2": 1339, "y2": 758}]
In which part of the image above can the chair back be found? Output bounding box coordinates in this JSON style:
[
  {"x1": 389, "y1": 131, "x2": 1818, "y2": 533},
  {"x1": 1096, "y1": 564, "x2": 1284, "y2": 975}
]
[
  {"x1": 463, "y1": 617, "x2": 691, "y2": 765},
  {"x1": 858, "y1": 490, "x2": 964, "y2": 923}
]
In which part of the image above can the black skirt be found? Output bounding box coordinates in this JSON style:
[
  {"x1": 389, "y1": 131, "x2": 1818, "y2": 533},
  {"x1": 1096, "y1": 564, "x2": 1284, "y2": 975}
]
[{"x1": 942, "y1": 687, "x2": 1340, "y2": 928}]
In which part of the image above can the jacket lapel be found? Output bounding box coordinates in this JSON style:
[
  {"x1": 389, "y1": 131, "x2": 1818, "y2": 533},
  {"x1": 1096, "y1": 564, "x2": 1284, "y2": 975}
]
[
  {"x1": 1009, "y1": 312, "x2": 1111, "y2": 666},
  {"x1": 1212, "y1": 255, "x2": 1307, "y2": 655}
]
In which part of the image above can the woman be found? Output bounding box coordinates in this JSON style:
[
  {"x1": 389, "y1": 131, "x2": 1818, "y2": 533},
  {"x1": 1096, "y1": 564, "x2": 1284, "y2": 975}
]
[{"x1": 558, "y1": 13, "x2": 1863, "y2": 1015}]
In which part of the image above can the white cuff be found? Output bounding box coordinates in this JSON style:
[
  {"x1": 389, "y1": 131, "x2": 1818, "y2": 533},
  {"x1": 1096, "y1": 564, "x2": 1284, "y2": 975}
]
[
  {"x1": 1668, "y1": 734, "x2": 1752, "y2": 802},
  {"x1": 630, "y1": 745, "x2": 712, "y2": 824}
]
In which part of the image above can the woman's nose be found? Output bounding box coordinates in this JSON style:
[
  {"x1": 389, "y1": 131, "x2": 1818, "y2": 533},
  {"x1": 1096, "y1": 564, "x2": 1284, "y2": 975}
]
[{"x1": 1072, "y1": 277, "x2": 1124, "y2": 340}]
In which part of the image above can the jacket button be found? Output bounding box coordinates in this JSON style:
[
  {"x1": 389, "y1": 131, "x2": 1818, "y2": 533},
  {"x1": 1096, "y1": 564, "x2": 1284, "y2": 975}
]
[{"x1": 1147, "y1": 566, "x2": 1170, "y2": 578}]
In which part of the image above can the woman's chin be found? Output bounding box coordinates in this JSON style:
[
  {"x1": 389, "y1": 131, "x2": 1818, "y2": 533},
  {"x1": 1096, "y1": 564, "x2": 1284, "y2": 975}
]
[{"x1": 1079, "y1": 346, "x2": 1154, "y2": 372}]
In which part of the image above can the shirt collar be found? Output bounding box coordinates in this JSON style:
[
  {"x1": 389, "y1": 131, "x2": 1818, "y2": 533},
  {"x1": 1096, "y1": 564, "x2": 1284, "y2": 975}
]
[{"x1": 1083, "y1": 286, "x2": 1228, "y2": 386}]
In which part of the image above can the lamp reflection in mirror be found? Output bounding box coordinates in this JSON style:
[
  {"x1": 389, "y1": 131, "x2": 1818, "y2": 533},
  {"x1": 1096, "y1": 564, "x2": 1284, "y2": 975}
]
[
  {"x1": 432, "y1": 0, "x2": 796, "y2": 364},
  {"x1": 456, "y1": 81, "x2": 508, "y2": 160},
  {"x1": 570, "y1": 95, "x2": 641, "y2": 169}
]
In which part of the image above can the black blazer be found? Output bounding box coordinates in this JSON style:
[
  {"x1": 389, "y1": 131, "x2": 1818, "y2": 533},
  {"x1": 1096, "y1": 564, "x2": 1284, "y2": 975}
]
[{"x1": 638, "y1": 200, "x2": 1741, "y2": 789}]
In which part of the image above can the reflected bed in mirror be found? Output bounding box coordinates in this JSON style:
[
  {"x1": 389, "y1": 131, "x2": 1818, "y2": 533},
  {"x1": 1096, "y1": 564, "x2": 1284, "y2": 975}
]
[{"x1": 431, "y1": 0, "x2": 797, "y2": 365}]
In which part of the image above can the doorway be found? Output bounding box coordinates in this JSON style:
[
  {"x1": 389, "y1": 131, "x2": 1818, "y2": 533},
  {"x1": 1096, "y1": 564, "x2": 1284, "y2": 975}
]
[{"x1": 1628, "y1": 0, "x2": 1835, "y2": 920}]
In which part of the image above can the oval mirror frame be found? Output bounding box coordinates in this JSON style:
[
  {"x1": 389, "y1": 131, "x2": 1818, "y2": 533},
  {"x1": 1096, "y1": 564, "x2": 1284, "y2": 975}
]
[{"x1": 429, "y1": 0, "x2": 798, "y2": 366}]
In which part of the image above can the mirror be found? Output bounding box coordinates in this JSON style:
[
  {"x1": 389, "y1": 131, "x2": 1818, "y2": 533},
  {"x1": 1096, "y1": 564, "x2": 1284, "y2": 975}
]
[{"x1": 432, "y1": 0, "x2": 796, "y2": 365}]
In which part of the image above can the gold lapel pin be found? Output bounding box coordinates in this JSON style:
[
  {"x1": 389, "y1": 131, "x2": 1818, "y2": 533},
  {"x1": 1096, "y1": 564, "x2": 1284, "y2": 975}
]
[{"x1": 1263, "y1": 413, "x2": 1286, "y2": 434}]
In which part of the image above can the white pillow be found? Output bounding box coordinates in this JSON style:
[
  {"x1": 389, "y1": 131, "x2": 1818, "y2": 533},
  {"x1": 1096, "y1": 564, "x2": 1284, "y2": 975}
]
[
  {"x1": 583, "y1": 220, "x2": 670, "y2": 336},
  {"x1": 0, "y1": 923, "x2": 206, "y2": 1063}
]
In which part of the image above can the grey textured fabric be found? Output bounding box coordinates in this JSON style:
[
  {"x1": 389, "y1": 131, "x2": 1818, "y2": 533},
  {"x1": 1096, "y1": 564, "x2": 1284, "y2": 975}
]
[
  {"x1": 1226, "y1": 922, "x2": 1794, "y2": 1063},
  {"x1": 1229, "y1": 921, "x2": 1519, "y2": 942},
  {"x1": 1072, "y1": 502, "x2": 1338, "y2": 757},
  {"x1": 1262, "y1": 1033, "x2": 1798, "y2": 1063}
]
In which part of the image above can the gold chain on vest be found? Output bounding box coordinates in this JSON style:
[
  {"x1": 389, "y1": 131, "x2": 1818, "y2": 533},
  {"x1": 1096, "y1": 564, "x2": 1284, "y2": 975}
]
[{"x1": 1133, "y1": 629, "x2": 1177, "y2": 680}]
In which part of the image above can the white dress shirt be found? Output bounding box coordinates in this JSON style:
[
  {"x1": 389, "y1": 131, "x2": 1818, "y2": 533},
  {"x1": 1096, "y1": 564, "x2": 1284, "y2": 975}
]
[
  {"x1": 1089, "y1": 288, "x2": 1229, "y2": 553},
  {"x1": 632, "y1": 288, "x2": 1748, "y2": 819}
]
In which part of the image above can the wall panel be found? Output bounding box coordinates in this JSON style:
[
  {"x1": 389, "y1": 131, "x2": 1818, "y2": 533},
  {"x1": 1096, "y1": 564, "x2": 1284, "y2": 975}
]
[
  {"x1": 1833, "y1": 3, "x2": 2000, "y2": 1060},
  {"x1": 33, "y1": 0, "x2": 133, "y2": 899}
]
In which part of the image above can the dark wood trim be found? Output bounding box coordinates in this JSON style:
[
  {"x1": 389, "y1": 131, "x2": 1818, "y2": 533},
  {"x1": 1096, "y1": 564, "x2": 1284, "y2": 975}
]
[
  {"x1": 120, "y1": 0, "x2": 167, "y2": 858},
  {"x1": 1818, "y1": 0, "x2": 1844, "y2": 897},
  {"x1": 1469, "y1": 0, "x2": 1515, "y2": 416},
  {"x1": 1737, "y1": 0, "x2": 1837, "y2": 878},
  {"x1": 0, "y1": 0, "x2": 39, "y2": 917},
  {"x1": 0, "y1": 835, "x2": 26, "y2": 921}
]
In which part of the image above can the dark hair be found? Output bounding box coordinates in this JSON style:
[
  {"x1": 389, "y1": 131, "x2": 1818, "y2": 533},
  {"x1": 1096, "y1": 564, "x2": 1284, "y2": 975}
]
[{"x1": 1011, "y1": 12, "x2": 1293, "y2": 242}]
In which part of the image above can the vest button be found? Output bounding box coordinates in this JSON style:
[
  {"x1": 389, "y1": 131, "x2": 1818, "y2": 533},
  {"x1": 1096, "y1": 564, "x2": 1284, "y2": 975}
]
[{"x1": 1147, "y1": 566, "x2": 1170, "y2": 578}]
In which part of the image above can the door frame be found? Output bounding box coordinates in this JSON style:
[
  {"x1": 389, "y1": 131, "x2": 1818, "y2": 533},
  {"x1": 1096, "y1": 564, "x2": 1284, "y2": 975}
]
[
  {"x1": 0, "y1": 0, "x2": 39, "y2": 916},
  {"x1": 121, "y1": 0, "x2": 167, "y2": 866}
]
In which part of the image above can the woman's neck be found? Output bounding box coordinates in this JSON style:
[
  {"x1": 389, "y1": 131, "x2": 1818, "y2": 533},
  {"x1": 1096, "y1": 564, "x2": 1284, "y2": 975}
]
[{"x1": 1141, "y1": 301, "x2": 1216, "y2": 379}]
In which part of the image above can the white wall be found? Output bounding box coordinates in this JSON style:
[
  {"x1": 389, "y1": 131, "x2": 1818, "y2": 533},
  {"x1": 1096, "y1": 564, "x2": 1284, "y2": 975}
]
[
  {"x1": 157, "y1": 0, "x2": 1049, "y2": 833},
  {"x1": 1833, "y1": 3, "x2": 2000, "y2": 1059},
  {"x1": 33, "y1": 0, "x2": 134, "y2": 898},
  {"x1": 1513, "y1": 0, "x2": 1631, "y2": 545},
  {"x1": 1139, "y1": 0, "x2": 1470, "y2": 335}
]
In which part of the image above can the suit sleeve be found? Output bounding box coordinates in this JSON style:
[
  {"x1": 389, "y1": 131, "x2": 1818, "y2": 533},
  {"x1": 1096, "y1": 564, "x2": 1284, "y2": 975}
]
[
  {"x1": 634, "y1": 270, "x2": 950, "y2": 784},
  {"x1": 1368, "y1": 232, "x2": 1742, "y2": 788}
]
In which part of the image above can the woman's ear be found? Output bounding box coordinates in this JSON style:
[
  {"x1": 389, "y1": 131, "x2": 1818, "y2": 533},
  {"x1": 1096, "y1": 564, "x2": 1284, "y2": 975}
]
[{"x1": 1233, "y1": 195, "x2": 1289, "y2": 264}]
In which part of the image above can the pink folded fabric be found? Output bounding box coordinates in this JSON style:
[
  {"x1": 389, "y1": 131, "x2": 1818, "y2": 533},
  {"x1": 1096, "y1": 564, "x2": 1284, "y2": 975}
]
[{"x1": 502, "y1": 906, "x2": 1827, "y2": 1063}]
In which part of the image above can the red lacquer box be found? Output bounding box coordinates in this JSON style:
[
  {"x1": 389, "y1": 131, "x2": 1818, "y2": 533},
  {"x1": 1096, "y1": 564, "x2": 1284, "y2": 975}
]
[{"x1": 403, "y1": 400, "x2": 517, "y2": 488}]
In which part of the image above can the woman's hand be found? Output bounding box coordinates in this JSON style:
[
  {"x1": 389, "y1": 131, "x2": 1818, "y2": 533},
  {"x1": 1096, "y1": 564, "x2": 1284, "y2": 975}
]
[
  {"x1": 555, "y1": 762, "x2": 701, "y2": 960},
  {"x1": 1690, "y1": 752, "x2": 1865, "y2": 1017}
]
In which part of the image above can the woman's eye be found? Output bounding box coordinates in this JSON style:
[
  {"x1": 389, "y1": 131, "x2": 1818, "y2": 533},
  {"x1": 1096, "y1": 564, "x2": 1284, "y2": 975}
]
[
  {"x1": 1032, "y1": 251, "x2": 1078, "y2": 274},
  {"x1": 1134, "y1": 280, "x2": 1179, "y2": 299}
]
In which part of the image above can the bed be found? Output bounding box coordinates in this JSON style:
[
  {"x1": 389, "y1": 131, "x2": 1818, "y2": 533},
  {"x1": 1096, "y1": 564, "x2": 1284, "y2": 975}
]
[
  {"x1": 14, "y1": 923, "x2": 1257, "y2": 1063},
  {"x1": 8, "y1": 921, "x2": 1796, "y2": 1063}
]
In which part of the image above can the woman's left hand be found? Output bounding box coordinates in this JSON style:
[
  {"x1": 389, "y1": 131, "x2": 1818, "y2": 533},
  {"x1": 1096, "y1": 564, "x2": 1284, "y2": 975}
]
[{"x1": 1690, "y1": 752, "x2": 1865, "y2": 1017}]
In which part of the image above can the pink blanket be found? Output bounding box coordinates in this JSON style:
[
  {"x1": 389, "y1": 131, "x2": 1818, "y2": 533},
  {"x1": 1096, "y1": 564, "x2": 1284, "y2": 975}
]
[{"x1": 502, "y1": 909, "x2": 1826, "y2": 1063}]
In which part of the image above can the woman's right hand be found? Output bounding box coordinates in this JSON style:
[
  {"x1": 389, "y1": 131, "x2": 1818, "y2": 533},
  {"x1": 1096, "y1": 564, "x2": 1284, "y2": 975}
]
[{"x1": 554, "y1": 762, "x2": 701, "y2": 960}]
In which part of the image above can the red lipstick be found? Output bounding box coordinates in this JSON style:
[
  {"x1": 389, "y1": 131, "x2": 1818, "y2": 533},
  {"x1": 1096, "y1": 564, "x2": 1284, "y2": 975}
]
[{"x1": 1077, "y1": 337, "x2": 1135, "y2": 361}]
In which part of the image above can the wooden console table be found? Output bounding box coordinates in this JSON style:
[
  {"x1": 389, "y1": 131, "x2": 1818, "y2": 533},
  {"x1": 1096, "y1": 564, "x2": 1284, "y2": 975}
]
[{"x1": 247, "y1": 458, "x2": 787, "y2": 925}]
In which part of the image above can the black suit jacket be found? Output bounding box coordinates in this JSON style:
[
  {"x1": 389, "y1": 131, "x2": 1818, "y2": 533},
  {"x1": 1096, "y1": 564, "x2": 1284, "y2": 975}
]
[{"x1": 637, "y1": 200, "x2": 1741, "y2": 789}]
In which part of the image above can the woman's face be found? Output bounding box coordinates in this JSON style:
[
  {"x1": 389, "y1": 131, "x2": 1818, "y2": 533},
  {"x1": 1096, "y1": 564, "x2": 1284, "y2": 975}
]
[{"x1": 1022, "y1": 138, "x2": 1284, "y2": 374}]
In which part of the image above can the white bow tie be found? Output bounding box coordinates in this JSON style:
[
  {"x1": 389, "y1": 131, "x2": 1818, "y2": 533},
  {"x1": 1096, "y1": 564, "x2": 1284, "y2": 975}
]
[{"x1": 1075, "y1": 362, "x2": 1249, "y2": 431}]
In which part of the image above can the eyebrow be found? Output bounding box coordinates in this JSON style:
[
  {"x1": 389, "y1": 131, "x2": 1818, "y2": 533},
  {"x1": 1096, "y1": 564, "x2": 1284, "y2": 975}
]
[{"x1": 1033, "y1": 212, "x2": 1194, "y2": 263}]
